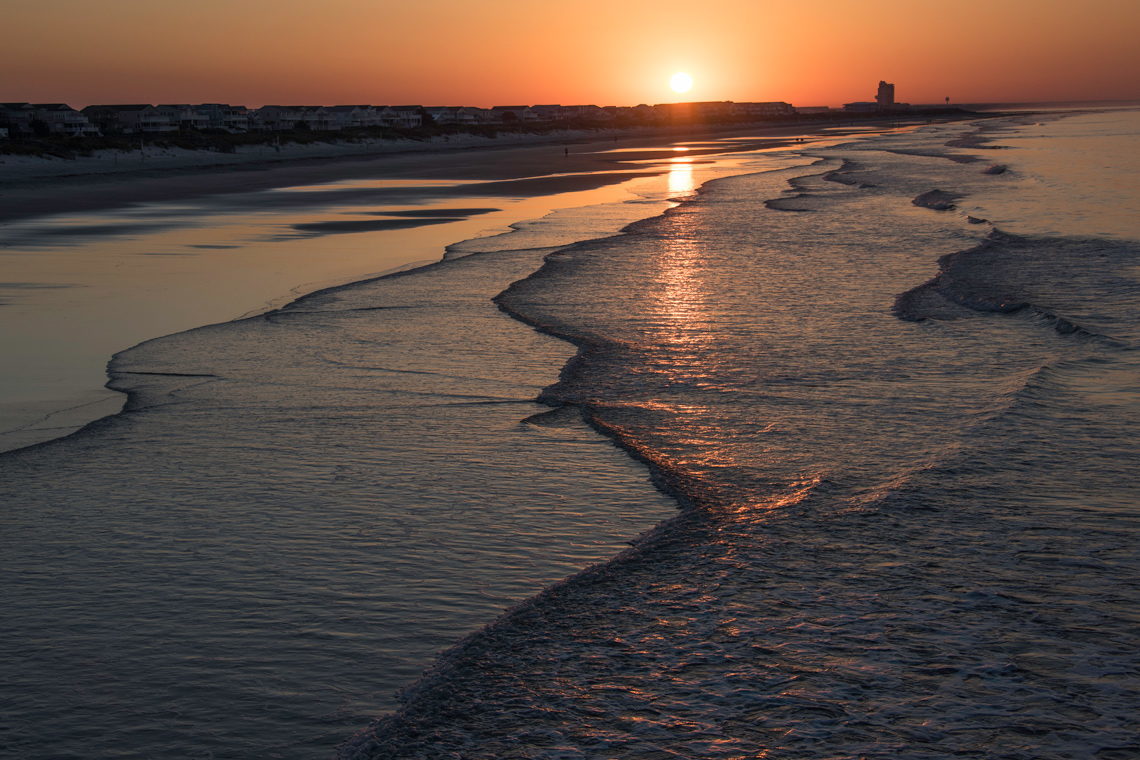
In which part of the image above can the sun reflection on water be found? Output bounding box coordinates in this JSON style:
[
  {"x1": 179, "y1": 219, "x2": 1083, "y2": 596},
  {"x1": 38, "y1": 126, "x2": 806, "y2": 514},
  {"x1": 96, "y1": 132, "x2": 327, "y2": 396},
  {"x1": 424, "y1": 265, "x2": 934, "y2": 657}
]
[{"x1": 668, "y1": 158, "x2": 695, "y2": 197}]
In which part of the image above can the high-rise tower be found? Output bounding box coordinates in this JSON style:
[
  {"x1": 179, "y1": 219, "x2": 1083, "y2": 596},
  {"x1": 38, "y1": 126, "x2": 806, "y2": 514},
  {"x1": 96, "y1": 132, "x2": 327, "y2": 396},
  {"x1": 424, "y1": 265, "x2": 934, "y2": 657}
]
[{"x1": 876, "y1": 80, "x2": 895, "y2": 107}]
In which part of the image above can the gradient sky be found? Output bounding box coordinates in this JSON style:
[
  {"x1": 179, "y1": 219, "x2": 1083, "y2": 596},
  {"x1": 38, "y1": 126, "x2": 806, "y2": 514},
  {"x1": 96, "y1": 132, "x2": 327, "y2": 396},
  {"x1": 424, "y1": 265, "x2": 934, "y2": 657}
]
[{"x1": 5, "y1": 0, "x2": 1139, "y2": 108}]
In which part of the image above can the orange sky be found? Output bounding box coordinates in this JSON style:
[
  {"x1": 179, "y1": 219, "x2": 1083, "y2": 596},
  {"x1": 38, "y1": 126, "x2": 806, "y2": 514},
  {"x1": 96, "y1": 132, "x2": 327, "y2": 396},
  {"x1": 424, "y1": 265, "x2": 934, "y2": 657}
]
[{"x1": 5, "y1": 0, "x2": 1139, "y2": 107}]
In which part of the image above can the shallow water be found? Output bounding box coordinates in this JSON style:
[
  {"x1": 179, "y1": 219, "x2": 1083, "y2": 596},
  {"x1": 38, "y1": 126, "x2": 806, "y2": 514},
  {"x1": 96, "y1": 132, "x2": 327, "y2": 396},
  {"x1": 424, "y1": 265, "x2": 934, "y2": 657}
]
[
  {"x1": 5, "y1": 113, "x2": 1134, "y2": 759},
  {"x1": 344, "y1": 111, "x2": 1139, "y2": 759},
  {"x1": 0, "y1": 135, "x2": 827, "y2": 758},
  {"x1": 0, "y1": 131, "x2": 861, "y2": 454},
  {"x1": 0, "y1": 173, "x2": 644, "y2": 452}
]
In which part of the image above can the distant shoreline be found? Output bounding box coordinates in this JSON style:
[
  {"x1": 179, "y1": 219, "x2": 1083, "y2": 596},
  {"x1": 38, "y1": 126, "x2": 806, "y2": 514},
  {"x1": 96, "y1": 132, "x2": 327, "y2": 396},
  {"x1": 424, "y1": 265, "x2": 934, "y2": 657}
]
[{"x1": 0, "y1": 111, "x2": 993, "y2": 225}]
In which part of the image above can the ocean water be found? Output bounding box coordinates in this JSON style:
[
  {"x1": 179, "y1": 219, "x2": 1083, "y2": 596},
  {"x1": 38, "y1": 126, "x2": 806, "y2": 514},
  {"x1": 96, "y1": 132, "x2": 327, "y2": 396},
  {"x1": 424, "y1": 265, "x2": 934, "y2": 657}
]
[
  {"x1": 343, "y1": 110, "x2": 1140, "y2": 758},
  {"x1": 2, "y1": 112, "x2": 1136, "y2": 760},
  {"x1": 0, "y1": 136, "x2": 823, "y2": 758}
]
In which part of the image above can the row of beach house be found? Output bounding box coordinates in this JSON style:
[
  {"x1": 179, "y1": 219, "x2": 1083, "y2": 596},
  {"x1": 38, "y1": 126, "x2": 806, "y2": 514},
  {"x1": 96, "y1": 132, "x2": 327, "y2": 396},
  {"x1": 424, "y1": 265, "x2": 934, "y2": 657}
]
[{"x1": 0, "y1": 101, "x2": 806, "y2": 138}]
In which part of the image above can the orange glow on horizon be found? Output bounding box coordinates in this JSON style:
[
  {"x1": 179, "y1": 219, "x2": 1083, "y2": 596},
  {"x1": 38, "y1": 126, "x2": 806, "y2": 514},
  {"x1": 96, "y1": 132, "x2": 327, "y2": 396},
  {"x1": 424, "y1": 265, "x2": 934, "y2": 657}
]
[{"x1": 3, "y1": 0, "x2": 1139, "y2": 108}]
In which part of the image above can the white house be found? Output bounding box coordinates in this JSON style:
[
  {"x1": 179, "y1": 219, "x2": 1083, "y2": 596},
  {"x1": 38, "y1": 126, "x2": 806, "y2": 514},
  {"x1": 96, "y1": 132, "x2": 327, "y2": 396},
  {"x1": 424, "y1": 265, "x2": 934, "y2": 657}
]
[
  {"x1": 384, "y1": 106, "x2": 424, "y2": 129},
  {"x1": 326, "y1": 105, "x2": 364, "y2": 130},
  {"x1": 196, "y1": 104, "x2": 250, "y2": 132},
  {"x1": 325, "y1": 105, "x2": 387, "y2": 130},
  {"x1": 301, "y1": 106, "x2": 333, "y2": 130},
  {"x1": 425, "y1": 106, "x2": 488, "y2": 126},
  {"x1": 425, "y1": 106, "x2": 457, "y2": 124},
  {"x1": 29, "y1": 104, "x2": 100, "y2": 136},
  {"x1": 155, "y1": 105, "x2": 210, "y2": 131}
]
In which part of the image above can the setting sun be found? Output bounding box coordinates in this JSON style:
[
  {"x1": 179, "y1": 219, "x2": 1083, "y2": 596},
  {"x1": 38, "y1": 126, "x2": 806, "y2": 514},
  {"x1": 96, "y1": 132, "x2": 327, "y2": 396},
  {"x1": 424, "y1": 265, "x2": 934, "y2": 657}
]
[{"x1": 670, "y1": 72, "x2": 693, "y2": 94}]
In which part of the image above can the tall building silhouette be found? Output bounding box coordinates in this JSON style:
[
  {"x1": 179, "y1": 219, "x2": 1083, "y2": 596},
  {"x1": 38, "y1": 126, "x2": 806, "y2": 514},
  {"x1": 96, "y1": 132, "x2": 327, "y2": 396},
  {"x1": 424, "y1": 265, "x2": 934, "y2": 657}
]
[{"x1": 876, "y1": 81, "x2": 895, "y2": 107}]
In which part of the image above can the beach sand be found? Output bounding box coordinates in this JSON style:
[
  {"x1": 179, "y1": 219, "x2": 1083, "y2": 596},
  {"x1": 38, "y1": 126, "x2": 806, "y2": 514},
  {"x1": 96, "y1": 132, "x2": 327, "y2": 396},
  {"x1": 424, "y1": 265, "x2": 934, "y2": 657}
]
[{"x1": 0, "y1": 118, "x2": 953, "y2": 224}]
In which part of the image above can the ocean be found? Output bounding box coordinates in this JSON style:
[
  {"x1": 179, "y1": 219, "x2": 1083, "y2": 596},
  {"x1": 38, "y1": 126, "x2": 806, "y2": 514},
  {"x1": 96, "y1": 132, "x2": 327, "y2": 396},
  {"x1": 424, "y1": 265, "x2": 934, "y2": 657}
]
[{"x1": 2, "y1": 111, "x2": 1137, "y2": 759}]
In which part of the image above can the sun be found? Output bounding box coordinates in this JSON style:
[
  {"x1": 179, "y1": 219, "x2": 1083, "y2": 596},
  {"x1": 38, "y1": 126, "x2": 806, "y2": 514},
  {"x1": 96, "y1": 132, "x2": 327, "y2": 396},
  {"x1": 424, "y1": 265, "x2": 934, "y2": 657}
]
[{"x1": 670, "y1": 72, "x2": 693, "y2": 94}]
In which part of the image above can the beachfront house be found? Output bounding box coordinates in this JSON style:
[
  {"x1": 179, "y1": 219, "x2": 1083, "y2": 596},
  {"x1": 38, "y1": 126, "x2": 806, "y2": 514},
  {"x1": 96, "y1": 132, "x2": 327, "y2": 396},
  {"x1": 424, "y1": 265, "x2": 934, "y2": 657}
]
[
  {"x1": 249, "y1": 106, "x2": 294, "y2": 131},
  {"x1": 689, "y1": 101, "x2": 736, "y2": 121},
  {"x1": 380, "y1": 107, "x2": 423, "y2": 129},
  {"x1": 0, "y1": 103, "x2": 37, "y2": 136},
  {"x1": 424, "y1": 107, "x2": 458, "y2": 125},
  {"x1": 425, "y1": 107, "x2": 453, "y2": 125},
  {"x1": 391, "y1": 106, "x2": 424, "y2": 129},
  {"x1": 472, "y1": 107, "x2": 498, "y2": 124},
  {"x1": 490, "y1": 106, "x2": 537, "y2": 124},
  {"x1": 81, "y1": 105, "x2": 177, "y2": 134},
  {"x1": 602, "y1": 106, "x2": 644, "y2": 122},
  {"x1": 155, "y1": 105, "x2": 210, "y2": 131},
  {"x1": 529, "y1": 105, "x2": 563, "y2": 122},
  {"x1": 629, "y1": 104, "x2": 660, "y2": 122},
  {"x1": 795, "y1": 106, "x2": 832, "y2": 115},
  {"x1": 27, "y1": 104, "x2": 101, "y2": 136},
  {"x1": 560, "y1": 105, "x2": 604, "y2": 122},
  {"x1": 301, "y1": 106, "x2": 334, "y2": 130},
  {"x1": 196, "y1": 104, "x2": 250, "y2": 132},
  {"x1": 598, "y1": 106, "x2": 623, "y2": 122},
  {"x1": 732, "y1": 101, "x2": 795, "y2": 119},
  {"x1": 424, "y1": 107, "x2": 486, "y2": 126},
  {"x1": 325, "y1": 105, "x2": 382, "y2": 130},
  {"x1": 250, "y1": 106, "x2": 327, "y2": 131},
  {"x1": 325, "y1": 106, "x2": 360, "y2": 130}
]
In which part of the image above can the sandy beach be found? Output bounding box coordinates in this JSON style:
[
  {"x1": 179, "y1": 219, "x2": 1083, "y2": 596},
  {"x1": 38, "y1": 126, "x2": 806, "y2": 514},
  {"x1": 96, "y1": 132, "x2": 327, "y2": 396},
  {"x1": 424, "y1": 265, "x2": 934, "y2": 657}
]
[{"x1": 0, "y1": 117, "x2": 960, "y2": 224}]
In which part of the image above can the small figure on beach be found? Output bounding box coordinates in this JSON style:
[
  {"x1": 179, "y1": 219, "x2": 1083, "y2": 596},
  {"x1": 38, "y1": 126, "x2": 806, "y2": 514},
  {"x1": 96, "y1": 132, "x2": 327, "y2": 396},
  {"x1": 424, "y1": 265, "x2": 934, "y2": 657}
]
[{"x1": 564, "y1": 147, "x2": 568, "y2": 157}]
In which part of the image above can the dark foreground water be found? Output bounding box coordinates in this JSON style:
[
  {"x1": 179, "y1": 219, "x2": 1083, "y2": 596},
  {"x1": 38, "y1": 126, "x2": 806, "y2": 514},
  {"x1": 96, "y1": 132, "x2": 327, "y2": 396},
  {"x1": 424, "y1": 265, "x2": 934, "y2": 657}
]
[{"x1": 3, "y1": 112, "x2": 1138, "y2": 759}]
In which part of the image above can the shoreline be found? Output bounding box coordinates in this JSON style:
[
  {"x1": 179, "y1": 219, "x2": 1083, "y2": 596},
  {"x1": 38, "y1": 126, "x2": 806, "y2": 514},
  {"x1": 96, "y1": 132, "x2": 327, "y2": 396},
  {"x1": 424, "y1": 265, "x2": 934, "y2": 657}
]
[
  {"x1": 1, "y1": 118, "x2": 864, "y2": 453},
  {"x1": 0, "y1": 112, "x2": 991, "y2": 453},
  {"x1": 0, "y1": 114, "x2": 985, "y2": 224}
]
